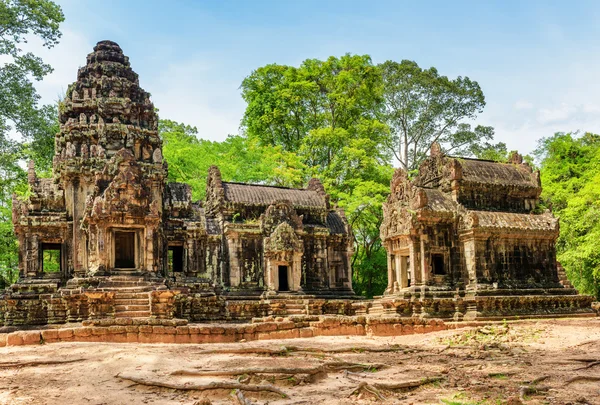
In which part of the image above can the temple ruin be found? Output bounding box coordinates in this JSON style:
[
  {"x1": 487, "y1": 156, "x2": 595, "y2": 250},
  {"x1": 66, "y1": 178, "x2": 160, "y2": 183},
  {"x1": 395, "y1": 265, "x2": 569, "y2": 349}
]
[
  {"x1": 0, "y1": 41, "x2": 594, "y2": 327},
  {"x1": 376, "y1": 144, "x2": 593, "y2": 319},
  {"x1": 2, "y1": 41, "x2": 355, "y2": 325}
]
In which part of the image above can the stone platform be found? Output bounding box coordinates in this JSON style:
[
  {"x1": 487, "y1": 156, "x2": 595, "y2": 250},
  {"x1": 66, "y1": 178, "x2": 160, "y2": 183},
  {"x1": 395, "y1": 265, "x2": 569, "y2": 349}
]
[{"x1": 0, "y1": 315, "x2": 447, "y2": 347}]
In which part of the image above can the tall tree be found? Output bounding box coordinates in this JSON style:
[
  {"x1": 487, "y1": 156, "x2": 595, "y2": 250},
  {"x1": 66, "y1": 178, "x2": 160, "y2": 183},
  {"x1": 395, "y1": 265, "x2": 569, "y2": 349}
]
[
  {"x1": 0, "y1": 0, "x2": 63, "y2": 144},
  {"x1": 241, "y1": 55, "x2": 393, "y2": 297},
  {"x1": 0, "y1": 0, "x2": 64, "y2": 285},
  {"x1": 379, "y1": 60, "x2": 495, "y2": 172},
  {"x1": 160, "y1": 119, "x2": 306, "y2": 200},
  {"x1": 535, "y1": 132, "x2": 600, "y2": 298},
  {"x1": 241, "y1": 54, "x2": 383, "y2": 154}
]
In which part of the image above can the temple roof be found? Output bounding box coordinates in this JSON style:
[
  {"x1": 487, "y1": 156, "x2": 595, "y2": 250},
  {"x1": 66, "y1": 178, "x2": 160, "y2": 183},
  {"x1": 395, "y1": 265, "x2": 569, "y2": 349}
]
[
  {"x1": 473, "y1": 211, "x2": 558, "y2": 231},
  {"x1": 222, "y1": 182, "x2": 326, "y2": 208},
  {"x1": 457, "y1": 158, "x2": 539, "y2": 188},
  {"x1": 423, "y1": 189, "x2": 458, "y2": 212},
  {"x1": 326, "y1": 211, "x2": 348, "y2": 234}
]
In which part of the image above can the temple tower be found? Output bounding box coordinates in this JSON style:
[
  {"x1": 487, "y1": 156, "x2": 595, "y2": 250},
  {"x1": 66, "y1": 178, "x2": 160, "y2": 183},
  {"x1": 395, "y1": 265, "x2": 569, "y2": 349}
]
[{"x1": 54, "y1": 40, "x2": 166, "y2": 276}]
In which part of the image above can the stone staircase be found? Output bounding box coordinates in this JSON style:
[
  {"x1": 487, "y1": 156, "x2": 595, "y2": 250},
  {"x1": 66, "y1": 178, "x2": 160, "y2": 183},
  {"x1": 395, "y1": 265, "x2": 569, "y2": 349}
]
[
  {"x1": 557, "y1": 264, "x2": 574, "y2": 289},
  {"x1": 284, "y1": 300, "x2": 307, "y2": 315},
  {"x1": 97, "y1": 276, "x2": 167, "y2": 318}
]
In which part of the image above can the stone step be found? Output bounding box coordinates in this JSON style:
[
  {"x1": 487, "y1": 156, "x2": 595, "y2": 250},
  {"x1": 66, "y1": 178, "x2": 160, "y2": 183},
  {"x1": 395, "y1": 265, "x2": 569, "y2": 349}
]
[
  {"x1": 99, "y1": 286, "x2": 155, "y2": 292},
  {"x1": 98, "y1": 281, "x2": 154, "y2": 288},
  {"x1": 115, "y1": 304, "x2": 150, "y2": 312},
  {"x1": 107, "y1": 276, "x2": 146, "y2": 282},
  {"x1": 114, "y1": 311, "x2": 151, "y2": 318},
  {"x1": 114, "y1": 298, "x2": 149, "y2": 306},
  {"x1": 114, "y1": 292, "x2": 151, "y2": 299}
]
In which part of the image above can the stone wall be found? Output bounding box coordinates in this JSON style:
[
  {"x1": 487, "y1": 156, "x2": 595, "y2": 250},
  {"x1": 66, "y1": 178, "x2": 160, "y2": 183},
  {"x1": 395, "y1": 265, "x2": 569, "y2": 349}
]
[{"x1": 0, "y1": 315, "x2": 447, "y2": 347}]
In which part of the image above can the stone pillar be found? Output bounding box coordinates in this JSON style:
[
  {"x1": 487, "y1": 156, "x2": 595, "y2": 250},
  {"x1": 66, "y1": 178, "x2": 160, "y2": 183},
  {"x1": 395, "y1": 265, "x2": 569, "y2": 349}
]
[
  {"x1": 292, "y1": 252, "x2": 303, "y2": 292},
  {"x1": 420, "y1": 234, "x2": 429, "y2": 285},
  {"x1": 399, "y1": 255, "x2": 409, "y2": 288},
  {"x1": 386, "y1": 250, "x2": 395, "y2": 293},
  {"x1": 394, "y1": 254, "x2": 402, "y2": 291},
  {"x1": 227, "y1": 234, "x2": 240, "y2": 287},
  {"x1": 463, "y1": 238, "x2": 477, "y2": 290},
  {"x1": 409, "y1": 238, "x2": 421, "y2": 285}
]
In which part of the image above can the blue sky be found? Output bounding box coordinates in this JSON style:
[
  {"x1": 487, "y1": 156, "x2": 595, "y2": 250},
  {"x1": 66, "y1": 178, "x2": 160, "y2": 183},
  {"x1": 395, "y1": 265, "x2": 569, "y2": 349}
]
[{"x1": 29, "y1": 0, "x2": 600, "y2": 156}]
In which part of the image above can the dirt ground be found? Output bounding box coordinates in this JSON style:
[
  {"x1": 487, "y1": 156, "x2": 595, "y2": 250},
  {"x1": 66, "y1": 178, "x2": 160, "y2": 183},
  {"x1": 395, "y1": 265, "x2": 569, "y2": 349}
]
[{"x1": 1, "y1": 317, "x2": 599, "y2": 405}]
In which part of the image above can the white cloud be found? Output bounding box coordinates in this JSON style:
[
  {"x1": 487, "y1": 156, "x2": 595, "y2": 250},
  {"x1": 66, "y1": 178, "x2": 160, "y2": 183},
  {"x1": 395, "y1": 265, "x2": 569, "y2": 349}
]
[
  {"x1": 537, "y1": 103, "x2": 577, "y2": 125},
  {"x1": 149, "y1": 58, "x2": 245, "y2": 141},
  {"x1": 21, "y1": 29, "x2": 94, "y2": 105},
  {"x1": 514, "y1": 100, "x2": 534, "y2": 110}
]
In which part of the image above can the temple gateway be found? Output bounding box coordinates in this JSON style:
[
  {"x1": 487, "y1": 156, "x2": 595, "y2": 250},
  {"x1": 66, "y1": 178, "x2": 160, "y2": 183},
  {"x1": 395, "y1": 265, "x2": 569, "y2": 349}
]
[{"x1": 0, "y1": 41, "x2": 593, "y2": 326}]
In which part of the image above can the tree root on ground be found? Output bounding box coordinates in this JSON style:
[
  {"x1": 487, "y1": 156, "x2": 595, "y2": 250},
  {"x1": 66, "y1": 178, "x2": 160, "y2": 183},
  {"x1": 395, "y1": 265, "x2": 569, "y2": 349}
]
[
  {"x1": 172, "y1": 366, "x2": 325, "y2": 377},
  {"x1": 0, "y1": 359, "x2": 86, "y2": 369},
  {"x1": 519, "y1": 385, "x2": 550, "y2": 401},
  {"x1": 349, "y1": 382, "x2": 387, "y2": 401},
  {"x1": 231, "y1": 389, "x2": 255, "y2": 405},
  {"x1": 115, "y1": 373, "x2": 288, "y2": 397},
  {"x1": 174, "y1": 361, "x2": 386, "y2": 378},
  {"x1": 564, "y1": 376, "x2": 600, "y2": 385},
  {"x1": 197, "y1": 345, "x2": 409, "y2": 356},
  {"x1": 347, "y1": 376, "x2": 444, "y2": 401}
]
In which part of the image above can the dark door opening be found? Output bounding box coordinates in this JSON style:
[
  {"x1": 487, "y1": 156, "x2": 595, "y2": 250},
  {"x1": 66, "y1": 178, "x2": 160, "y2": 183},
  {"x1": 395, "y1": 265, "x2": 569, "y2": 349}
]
[
  {"x1": 278, "y1": 265, "x2": 289, "y2": 291},
  {"x1": 432, "y1": 254, "x2": 445, "y2": 275},
  {"x1": 168, "y1": 246, "x2": 184, "y2": 273},
  {"x1": 115, "y1": 231, "x2": 135, "y2": 268},
  {"x1": 42, "y1": 243, "x2": 62, "y2": 273}
]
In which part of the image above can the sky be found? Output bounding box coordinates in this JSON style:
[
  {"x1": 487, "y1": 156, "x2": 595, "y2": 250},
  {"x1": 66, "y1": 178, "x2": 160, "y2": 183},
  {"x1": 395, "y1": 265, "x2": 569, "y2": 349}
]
[{"x1": 25, "y1": 0, "x2": 600, "y2": 156}]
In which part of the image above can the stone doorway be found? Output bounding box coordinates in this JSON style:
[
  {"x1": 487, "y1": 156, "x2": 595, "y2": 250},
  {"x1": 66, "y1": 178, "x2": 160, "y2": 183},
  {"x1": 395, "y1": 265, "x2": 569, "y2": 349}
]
[
  {"x1": 114, "y1": 231, "x2": 136, "y2": 269},
  {"x1": 278, "y1": 265, "x2": 289, "y2": 291},
  {"x1": 432, "y1": 254, "x2": 445, "y2": 275},
  {"x1": 168, "y1": 245, "x2": 184, "y2": 273}
]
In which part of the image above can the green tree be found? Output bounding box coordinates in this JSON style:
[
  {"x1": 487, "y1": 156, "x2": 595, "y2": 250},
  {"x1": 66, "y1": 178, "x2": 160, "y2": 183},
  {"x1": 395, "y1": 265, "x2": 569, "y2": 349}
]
[
  {"x1": 0, "y1": 0, "x2": 64, "y2": 285},
  {"x1": 160, "y1": 119, "x2": 306, "y2": 200},
  {"x1": 535, "y1": 132, "x2": 600, "y2": 298},
  {"x1": 241, "y1": 54, "x2": 383, "y2": 154},
  {"x1": 241, "y1": 55, "x2": 392, "y2": 297},
  {"x1": 379, "y1": 60, "x2": 496, "y2": 172}
]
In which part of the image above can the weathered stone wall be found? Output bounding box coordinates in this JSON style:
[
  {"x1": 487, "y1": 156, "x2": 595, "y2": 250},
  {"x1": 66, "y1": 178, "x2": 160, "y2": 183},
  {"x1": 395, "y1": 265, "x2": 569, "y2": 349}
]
[
  {"x1": 473, "y1": 236, "x2": 559, "y2": 288},
  {"x1": 0, "y1": 315, "x2": 448, "y2": 347}
]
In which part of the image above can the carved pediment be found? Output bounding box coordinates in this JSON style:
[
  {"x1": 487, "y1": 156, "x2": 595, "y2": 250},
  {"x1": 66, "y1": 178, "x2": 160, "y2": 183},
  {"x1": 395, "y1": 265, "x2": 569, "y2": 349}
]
[
  {"x1": 264, "y1": 222, "x2": 303, "y2": 254},
  {"x1": 83, "y1": 149, "x2": 153, "y2": 222},
  {"x1": 380, "y1": 203, "x2": 417, "y2": 240},
  {"x1": 260, "y1": 200, "x2": 303, "y2": 235}
]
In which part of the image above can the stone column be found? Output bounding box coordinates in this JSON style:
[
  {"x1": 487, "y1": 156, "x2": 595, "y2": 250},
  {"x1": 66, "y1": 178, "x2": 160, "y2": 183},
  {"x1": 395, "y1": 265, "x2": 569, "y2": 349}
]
[
  {"x1": 227, "y1": 234, "x2": 240, "y2": 287},
  {"x1": 394, "y1": 254, "x2": 402, "y2": 292},
  {"x1": 292, "y1": 252, "x2": 303, "y2": 292},
  {"x1": 409, "y1": 238, "x2": 421, "y2": 285},
  {"x1": 463, "y1": 238, "x2": 477, "y2": 290},
  {"x1": 399, "y1": 255, "x2": 409, "y2": 288},
  {"x1": 386, "y1": 250, "x2": 395, "y2": 293},
  {"x1": 420, "y1": 234, "x2": 429, "y2": 285}
]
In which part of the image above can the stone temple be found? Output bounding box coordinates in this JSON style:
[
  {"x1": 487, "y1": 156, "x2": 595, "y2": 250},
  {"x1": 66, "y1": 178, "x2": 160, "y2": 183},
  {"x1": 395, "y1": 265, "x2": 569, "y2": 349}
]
[
  {"x1": 375, "y1": 144, "x2": 593, "y2": 319},
  {"x1": 3, "y1": 41, "x2": 354, "y2": 325},
  {"x1": 0, "y1": 41, "x2": 594, "y2": 326}
]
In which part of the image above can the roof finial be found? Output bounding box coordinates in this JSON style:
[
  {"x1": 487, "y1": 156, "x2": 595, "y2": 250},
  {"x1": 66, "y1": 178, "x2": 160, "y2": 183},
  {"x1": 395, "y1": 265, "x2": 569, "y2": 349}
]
[{"x1": 430, "y1": 142, "x2": 442, "y2": 157}]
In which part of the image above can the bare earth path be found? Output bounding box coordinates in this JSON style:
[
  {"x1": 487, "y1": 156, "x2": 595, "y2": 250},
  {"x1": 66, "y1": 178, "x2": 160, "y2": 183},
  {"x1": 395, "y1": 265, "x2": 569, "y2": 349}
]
[{"x1": 1, "y1": 318, "x2": 599, "y2": 405}]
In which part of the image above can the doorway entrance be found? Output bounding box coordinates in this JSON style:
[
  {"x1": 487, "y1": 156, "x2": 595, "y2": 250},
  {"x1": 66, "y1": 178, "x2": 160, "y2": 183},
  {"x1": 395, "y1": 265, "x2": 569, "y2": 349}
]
[
  {"x1": 278, "y1": 265, "x2": 289, "y2": 291},
  {"x1": 432, "y1": 254, "x2": 445, "y2": 275},
  {"x1": 115, "y1": 231, "x2": 136, "y2": 269}
]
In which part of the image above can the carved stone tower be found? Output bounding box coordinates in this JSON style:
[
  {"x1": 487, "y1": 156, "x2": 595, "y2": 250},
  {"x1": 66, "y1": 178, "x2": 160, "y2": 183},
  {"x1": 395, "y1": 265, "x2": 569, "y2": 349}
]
[{"x1": 54, "y1": 40, "x2": 166, "y2": 276}]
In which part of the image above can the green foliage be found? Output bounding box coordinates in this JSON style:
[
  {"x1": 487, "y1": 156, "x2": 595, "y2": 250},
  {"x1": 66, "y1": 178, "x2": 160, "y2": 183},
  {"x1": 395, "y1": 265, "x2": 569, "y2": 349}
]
[
  {"x1": 160, "y1": 119, "x2": 306, "y2": 200},
  {"x1": 379, "y1": 59, "x2": 496, "y2": 171},
  {"x1": 535, "y1": 132, "x2": 600, "y2": 298},
  {"x1": 241, "y1": 55, "x2": 396, "y2": 297},
  {"x1": 241, "y1": 54, "x2": 383, "y2": 154},
  {"x1": 0, "y1": 0, "x2": 63, "y2": 285}
]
